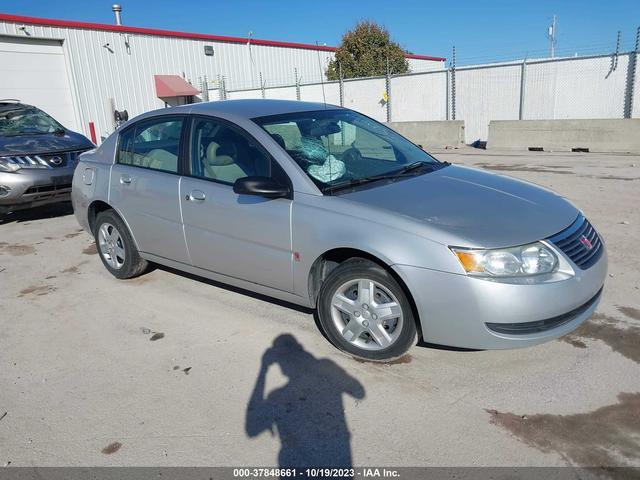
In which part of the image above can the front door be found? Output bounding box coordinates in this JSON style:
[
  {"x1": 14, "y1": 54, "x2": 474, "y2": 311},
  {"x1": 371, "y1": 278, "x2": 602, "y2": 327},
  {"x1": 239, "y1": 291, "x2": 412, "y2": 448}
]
[
  {"x1": 180, "y1": 116, "x2": 293, "y2": 292},
  {"x1": 109, "y1": 116, "x2": 190, "y2": 264}
]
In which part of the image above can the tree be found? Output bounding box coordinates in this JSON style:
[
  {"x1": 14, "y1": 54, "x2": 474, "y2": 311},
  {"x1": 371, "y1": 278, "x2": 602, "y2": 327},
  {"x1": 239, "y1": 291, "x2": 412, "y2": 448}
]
[{"x1": 326, "y1": 21, "x2": 410, "y2": 80}]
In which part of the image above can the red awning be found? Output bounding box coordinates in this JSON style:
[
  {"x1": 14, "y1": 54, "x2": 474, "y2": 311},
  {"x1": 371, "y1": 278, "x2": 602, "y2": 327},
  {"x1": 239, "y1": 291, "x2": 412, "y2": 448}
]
[{"x1": 154, "y1": 75, "x2": 200, "y2": 98}]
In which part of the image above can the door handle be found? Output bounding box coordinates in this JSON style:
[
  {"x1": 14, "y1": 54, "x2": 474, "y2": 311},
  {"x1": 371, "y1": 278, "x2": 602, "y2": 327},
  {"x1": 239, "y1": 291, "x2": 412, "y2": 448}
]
[
  {"x1": 186, "y1": 190, "x2": 206, "y2": 202},
  {"x1": 120, "y1": 174, "x2": 132, "y2": 185}
]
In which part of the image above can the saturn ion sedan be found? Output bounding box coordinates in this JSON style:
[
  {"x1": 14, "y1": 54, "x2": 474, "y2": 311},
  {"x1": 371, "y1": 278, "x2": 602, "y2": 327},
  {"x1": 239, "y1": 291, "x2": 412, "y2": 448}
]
[{"x1": 72, "y1": 99, "x2": 606, "y2": 361}]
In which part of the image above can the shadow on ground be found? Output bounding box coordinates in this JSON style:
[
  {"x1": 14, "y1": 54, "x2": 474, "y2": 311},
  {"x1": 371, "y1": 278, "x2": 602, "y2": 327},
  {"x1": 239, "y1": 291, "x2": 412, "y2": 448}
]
[
  {"x1": 0, "y1": 202, "x2": 73, "y2": 225},
  {"x1": 151, "y1": 266, "x2": 482, "y2": 356},
  {"x1": 153, "y1": 264, "x2": 313, "y2": 314},
  {"x1": 246, "y1": 334, "x2": 365, "y2": 468}
]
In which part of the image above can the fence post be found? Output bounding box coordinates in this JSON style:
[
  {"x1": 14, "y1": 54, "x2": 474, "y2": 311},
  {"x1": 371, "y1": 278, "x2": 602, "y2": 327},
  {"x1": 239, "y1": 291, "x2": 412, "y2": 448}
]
[
  {"x1": 519, "y1": 59, "x2": 527, "y2": 120},
  {"x1": 295, "y1": 68, "x2": 301, "y2": 101},
  {"x1": 451, "y1": 46, "x2": 457, "y2": 121},
  {"x1": 338, "y1": 62, "x2": 344, "y2": 107},
  {"x1": 201, "y1": 75, "x2": 209, "y2": 102},
  {"x1": 624, "y1": 26, "x2": 640, "y2": 119},
  {"x1": 445, "y1": 68, "x2": 450, "y2": 120},
  {"x1": 385, "y1": 72, "x2": 392, "y2": 122}
]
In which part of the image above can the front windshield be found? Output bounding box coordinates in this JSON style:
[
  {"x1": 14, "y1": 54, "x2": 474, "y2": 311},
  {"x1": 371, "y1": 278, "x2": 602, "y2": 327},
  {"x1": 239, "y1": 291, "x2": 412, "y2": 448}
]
[
  {"x1": 253, "y1": 109, "x2": 441, "y2": 191},
  {"x1": 0, "y1": 106, "x2": 63, "y2": 137}
]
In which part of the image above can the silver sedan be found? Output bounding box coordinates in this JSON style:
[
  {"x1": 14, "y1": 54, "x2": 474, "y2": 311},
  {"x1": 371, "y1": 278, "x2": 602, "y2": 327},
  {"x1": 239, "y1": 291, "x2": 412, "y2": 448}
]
[{"x1": 72, "y1": 100, "x2": 607, "y2": 361}]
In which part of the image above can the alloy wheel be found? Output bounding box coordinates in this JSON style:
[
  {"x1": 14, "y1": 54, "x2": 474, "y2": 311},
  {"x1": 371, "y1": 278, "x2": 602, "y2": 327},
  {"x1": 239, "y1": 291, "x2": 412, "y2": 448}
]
[
  {"x1": 330, "y1": 278, "x2": 404, "y2": 350},
  {"x1": 98, "y1": 222, "x2": 126, "y2": 270}
]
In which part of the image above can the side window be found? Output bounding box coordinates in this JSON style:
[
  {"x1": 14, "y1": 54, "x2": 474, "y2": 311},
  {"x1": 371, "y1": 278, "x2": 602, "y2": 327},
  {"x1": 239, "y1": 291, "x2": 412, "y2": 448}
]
[
  {"x1": 117, "y1": 118, "x2": 183, "y2": 173},
  {"x1": 190, "y1": 117, "x2": 286, "y2": 185},
  {"x1": 117, "y1": 127, "x2": 135, "y2": 166}
]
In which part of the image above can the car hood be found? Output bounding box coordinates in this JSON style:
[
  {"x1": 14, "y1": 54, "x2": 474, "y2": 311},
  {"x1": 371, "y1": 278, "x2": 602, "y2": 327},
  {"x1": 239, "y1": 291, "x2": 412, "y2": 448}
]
[
  {"x1": 0, "y1": 130, "x2": 94, "y2": 156},
  {"x1": 338, "y1": 164, "x2": 579, "y2": 248}
]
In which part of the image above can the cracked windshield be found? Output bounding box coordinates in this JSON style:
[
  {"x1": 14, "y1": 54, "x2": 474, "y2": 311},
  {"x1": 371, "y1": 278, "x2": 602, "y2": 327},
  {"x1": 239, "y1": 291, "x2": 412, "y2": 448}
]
[
  {"x1": 0, "y1": 105, "x2": 64, "y2": 136},
  {"x1": 255, "y1": 109, "x2": 442, "y2": 191}
]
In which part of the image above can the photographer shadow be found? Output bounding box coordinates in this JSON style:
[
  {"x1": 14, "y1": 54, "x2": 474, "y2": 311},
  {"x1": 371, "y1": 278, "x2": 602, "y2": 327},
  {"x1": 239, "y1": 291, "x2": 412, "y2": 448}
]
[{"x1": 246, "y1": 334, "x2": 365, "y2": 468}]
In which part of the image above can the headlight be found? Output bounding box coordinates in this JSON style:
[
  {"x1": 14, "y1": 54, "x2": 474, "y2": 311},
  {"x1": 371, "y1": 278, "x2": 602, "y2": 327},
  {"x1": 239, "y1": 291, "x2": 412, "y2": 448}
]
[
  {"x1": 451, "y1": 242, "x2": 558, "y2": 277},
  {"x1": 0, "y1": 156, "x2": 50, "y2": 172},
  {"x1": 0, "y1": 157, "x2": 22, "y2": 172}
]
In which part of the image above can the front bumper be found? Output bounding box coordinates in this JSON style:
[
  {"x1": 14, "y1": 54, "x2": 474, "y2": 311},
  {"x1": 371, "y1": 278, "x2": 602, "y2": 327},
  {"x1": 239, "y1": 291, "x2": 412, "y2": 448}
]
[
  {"x1": 393, "y1": 246, "x2": 607, "y2": 350},
  {"x1": 0, "y1": 166, "x2": 76, "y2": 214}
]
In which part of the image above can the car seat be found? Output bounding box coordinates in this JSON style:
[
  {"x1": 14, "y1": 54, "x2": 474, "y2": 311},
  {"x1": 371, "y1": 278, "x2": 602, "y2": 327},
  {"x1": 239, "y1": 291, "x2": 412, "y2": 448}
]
[
  {"x1": 204, "y1": 141, "x2": 248, "y2": 183},
  {"x1": 146, "y1": 149, "x2": 178, "y2": 172}
]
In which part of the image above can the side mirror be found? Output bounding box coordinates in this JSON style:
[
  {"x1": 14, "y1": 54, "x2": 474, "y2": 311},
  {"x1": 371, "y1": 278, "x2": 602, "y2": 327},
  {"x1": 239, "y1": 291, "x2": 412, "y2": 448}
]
[{"x1": 233, "y1": 176, "x2": 290, "y2": 199}]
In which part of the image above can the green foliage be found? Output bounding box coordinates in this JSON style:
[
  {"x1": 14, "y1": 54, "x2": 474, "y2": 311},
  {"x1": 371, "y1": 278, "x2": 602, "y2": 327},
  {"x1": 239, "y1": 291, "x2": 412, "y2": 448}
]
[{"x1": 326, "y1": 21, "x2": 410, "y2": 80}]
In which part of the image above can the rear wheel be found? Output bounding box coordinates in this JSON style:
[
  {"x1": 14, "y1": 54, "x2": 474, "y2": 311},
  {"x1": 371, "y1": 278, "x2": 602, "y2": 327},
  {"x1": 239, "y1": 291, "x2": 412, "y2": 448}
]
[
  {"x1": 94, "y1": 210, "x2": 148, "y2": 279},
  {"x1": 317, "y1": 258, "x2": 417, "y2": 361}
]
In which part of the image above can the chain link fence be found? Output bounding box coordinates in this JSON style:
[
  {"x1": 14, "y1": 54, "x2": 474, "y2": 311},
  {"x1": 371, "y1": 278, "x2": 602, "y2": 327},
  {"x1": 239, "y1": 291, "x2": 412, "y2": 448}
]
[{"x1": 198, "y1": 31, "x2": 640, "y2": 144}]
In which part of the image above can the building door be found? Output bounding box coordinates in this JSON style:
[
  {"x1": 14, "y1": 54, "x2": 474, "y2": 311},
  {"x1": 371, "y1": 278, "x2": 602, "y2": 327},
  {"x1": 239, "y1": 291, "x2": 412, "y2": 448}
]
[{"x1": 0, "y1": 36, "x2": 77, "y2": 130}]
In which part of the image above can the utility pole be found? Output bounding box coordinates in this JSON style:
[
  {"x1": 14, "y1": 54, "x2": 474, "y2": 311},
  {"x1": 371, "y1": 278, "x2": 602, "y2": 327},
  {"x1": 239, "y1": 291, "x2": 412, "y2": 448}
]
[{"x1": 548, "y1": 15, "x2": 557, "y2": 58}]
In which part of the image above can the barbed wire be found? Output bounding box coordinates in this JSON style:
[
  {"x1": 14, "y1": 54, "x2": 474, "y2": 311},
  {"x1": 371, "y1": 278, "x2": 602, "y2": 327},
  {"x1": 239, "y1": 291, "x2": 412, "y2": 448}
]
[{"x1": 203, "y1": 31, "x2": 639, "y2": 93}]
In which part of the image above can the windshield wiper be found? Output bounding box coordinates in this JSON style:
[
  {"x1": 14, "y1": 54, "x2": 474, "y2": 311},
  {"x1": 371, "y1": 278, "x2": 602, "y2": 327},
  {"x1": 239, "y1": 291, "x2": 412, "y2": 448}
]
[{"x1": 324, "y1": 161, "x2": 442, "y2": 194}]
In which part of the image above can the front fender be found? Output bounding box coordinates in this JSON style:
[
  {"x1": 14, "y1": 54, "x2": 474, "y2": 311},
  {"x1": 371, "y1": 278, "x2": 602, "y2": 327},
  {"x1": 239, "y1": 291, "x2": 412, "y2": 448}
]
[{"x1": 291, "y1": 194, "x2": 461, "y2": 300}]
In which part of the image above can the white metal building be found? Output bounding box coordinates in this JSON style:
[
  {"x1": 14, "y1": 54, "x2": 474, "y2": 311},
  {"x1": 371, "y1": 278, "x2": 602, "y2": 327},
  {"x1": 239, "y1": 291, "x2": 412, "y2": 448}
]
[{"x1": 0, "y1": 12, "x2": 445, "y2": 142}]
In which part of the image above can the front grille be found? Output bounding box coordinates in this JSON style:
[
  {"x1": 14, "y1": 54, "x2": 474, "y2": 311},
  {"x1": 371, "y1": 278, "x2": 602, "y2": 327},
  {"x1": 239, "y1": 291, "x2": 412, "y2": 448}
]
[
  {"x1": 547, "y1": 215, "x2": 603, "y2": 269},
  {"x1": 0, "y1": 150, "x2": 87, "y2": 169},
  {"x1": 486, "y1": 287, "x2": 603, "y2": 335},
  {"x1": 24, "y1": 183, "x2": 72, "y2": 195}
]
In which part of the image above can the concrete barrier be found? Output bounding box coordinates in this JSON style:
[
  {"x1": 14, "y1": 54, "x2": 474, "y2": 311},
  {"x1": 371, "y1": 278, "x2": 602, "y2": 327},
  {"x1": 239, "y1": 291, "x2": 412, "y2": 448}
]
[
  {"x1": 386, "y1": 121, "x2": 465, "y2": 149},
  {"x1": 487, "y1": 119, "x2": 640, "y2": 153}
]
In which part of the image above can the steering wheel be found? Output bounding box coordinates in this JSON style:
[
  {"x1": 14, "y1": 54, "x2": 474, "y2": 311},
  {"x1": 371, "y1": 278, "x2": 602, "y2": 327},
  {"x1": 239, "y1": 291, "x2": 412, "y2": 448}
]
[{"x1": 341, "y1": 147, "x2": 363, "y2": 164}]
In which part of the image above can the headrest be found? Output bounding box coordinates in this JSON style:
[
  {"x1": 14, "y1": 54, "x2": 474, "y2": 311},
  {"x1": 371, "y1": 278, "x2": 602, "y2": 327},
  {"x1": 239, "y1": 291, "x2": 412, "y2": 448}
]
[
  {"x1": 271, "y1": 133, "x2": 286, "y2": 149},
  {"x1": 206, "y1": 141, "x2": 235, "y2": 166}
]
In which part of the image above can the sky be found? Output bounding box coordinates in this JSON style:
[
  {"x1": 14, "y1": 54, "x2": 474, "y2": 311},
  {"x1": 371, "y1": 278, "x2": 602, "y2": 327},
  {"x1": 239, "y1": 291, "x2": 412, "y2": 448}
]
[{"x1": 2, "y1": 0, "x2": 639, "y2": 64}]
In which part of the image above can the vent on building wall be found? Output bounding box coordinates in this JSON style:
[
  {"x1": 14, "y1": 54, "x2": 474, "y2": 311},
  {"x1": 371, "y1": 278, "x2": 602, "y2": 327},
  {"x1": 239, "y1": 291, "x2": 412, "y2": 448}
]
[{"x1": 204, "y1": 45, "x2": 214, "y2": 56}]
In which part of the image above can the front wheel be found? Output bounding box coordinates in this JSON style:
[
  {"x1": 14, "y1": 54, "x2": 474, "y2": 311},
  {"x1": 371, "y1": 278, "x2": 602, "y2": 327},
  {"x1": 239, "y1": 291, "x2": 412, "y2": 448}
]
[{"x1": 317, "y1": 258, "x2": 417, "y2": 361}]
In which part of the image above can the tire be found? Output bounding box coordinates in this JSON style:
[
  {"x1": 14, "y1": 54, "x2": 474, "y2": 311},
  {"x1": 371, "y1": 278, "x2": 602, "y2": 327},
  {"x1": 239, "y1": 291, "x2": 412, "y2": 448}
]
[
  {"x1": 93, "y1": 210, "x2": 148, "y2": 279},
  {"x1": 317, "y1": 258, "x2": 417, "y2": 361}
]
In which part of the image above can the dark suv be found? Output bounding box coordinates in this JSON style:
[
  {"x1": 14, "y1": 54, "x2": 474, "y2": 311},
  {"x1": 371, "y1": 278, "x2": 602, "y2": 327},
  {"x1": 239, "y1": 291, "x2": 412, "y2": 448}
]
[{"x1": 0, "y1": 101, "x2": 94, "y2": 215}]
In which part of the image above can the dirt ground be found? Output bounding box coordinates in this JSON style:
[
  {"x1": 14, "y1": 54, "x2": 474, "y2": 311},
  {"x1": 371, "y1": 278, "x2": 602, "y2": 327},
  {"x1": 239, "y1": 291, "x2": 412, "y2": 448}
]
[{"x1": 0, "y1": 149, "x2": 639, "y2": 470}]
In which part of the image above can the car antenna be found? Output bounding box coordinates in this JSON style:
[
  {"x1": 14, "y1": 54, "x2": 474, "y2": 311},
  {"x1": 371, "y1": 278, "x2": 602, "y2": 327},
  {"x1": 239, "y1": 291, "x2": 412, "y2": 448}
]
[
  {"x1": 315, "y1": 41, "x2": 327, "y2": 109},
  {"x1": 315, "y1": 41, "x2": 332, "y2": 187}
]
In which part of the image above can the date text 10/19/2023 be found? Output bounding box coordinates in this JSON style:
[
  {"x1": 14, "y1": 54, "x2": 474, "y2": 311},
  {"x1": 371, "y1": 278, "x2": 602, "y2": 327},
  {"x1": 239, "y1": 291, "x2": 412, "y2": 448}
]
[{"x1": 233, "y1": 468, "x2": 401, "y2": 478}]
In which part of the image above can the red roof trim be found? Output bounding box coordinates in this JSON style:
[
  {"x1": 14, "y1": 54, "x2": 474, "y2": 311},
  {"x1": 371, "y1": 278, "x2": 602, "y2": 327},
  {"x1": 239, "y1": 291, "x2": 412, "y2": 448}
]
[
  {"x1": 0, "y1": 13, "x2": 446, "y2": 61},
  {"x1": 405, "y1": 53, "x2": 446, "y2": 61},
  {"x1": 0, "y1": 13, "x2": 331, "y2": 52}
]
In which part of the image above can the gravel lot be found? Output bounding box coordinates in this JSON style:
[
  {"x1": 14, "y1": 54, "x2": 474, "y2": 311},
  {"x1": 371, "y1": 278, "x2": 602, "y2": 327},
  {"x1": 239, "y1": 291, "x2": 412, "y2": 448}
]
[{"x1": 0, "y1": 149, "x2": 639, "y2": 469}]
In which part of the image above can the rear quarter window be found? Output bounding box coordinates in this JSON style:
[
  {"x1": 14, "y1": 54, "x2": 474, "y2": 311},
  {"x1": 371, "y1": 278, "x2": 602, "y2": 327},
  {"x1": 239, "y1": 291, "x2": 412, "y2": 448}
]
[{"x1": 117, "y1": 118, "x2": 183, "y2": 173}]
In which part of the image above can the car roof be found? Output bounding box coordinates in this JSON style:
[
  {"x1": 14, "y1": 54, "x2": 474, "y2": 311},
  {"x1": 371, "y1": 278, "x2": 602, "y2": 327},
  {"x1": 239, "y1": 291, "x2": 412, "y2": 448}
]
[
  {"x1": 175, "y1": 99, "x2": 343, "y2": 118},
  {"x1": 0, "y1": 101, "x2": 31, "y2": 112}
]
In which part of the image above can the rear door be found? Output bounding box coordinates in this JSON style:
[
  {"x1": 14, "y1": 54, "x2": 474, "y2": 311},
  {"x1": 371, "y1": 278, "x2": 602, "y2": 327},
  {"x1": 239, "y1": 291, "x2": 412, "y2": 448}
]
[
  {"x1": 109, "y1": 116, "x2": 190, "y2": 264},
  {"x1": 180, "y1": 116, "x2": 294, "y2": 292}
]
